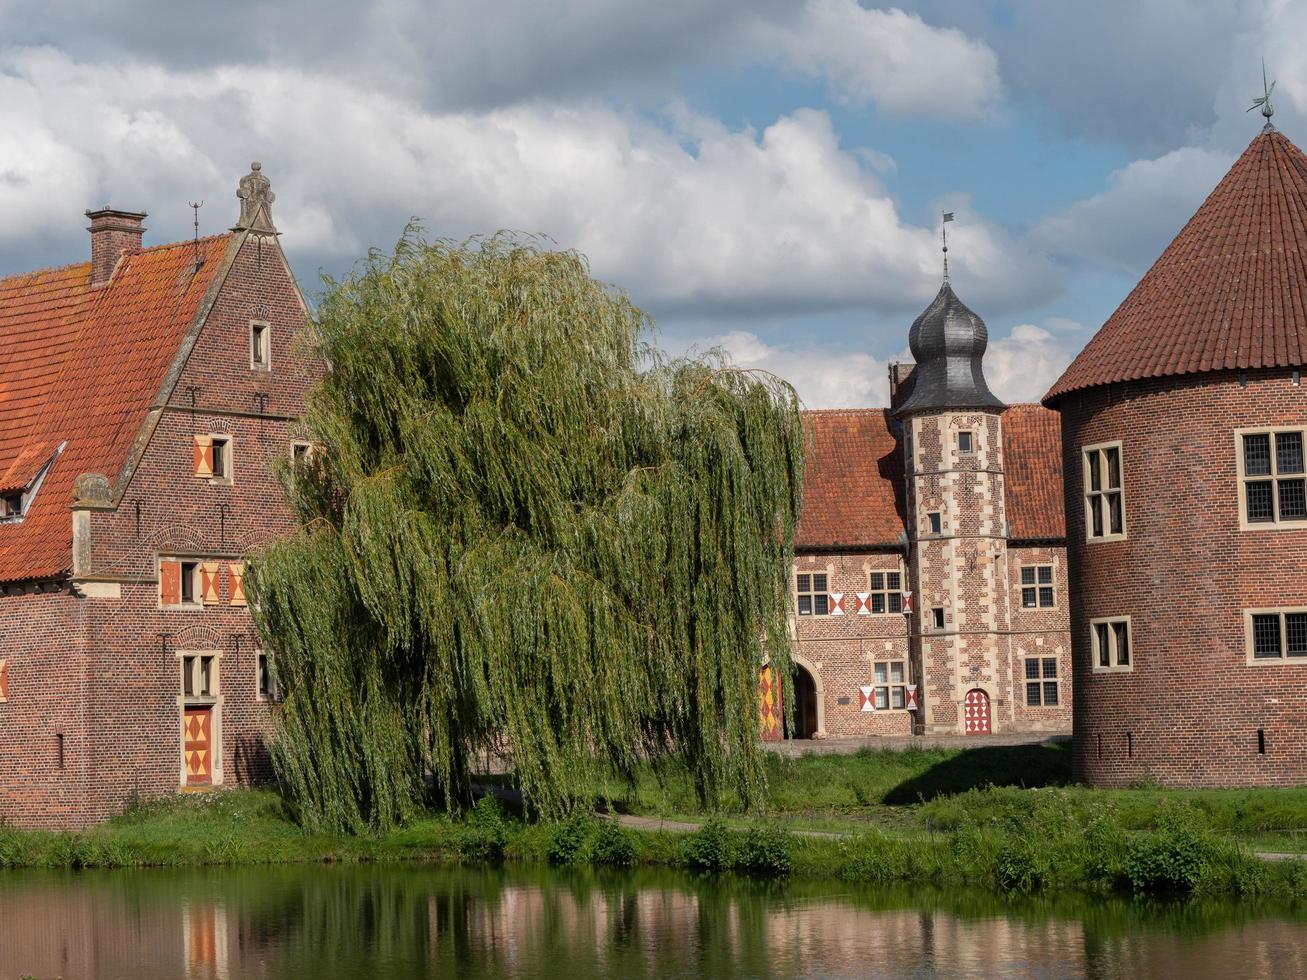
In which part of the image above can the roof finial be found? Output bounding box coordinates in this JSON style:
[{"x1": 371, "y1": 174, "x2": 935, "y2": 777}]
[
  {"x1": 232, "y1": 160, "x2": 278, "y2": 236},
  {"x1": 941, "y1": 210, "x2": 954, "y2": 284},
  {"x1": 1248, "y1": 59, "x2": 1276, "y2": 132}
]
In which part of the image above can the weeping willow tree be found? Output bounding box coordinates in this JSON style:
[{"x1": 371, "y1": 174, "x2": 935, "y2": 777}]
[{"x1": 250, "y1": 231, "x2": 805, "y2": 833}]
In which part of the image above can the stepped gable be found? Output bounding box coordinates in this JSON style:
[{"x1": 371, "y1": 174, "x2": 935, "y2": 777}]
[
  {"x1": 1046, "y1": 129, "x2": 1307, "y2": 402},
  {"x1": 0, "y1": 235, "x2": 232, "y2": 583},
  {"x1": 795, "y1": 403, "x2": 1063, "y2": 549}
]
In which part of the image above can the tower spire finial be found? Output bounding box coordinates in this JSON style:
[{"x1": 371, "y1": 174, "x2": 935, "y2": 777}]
[
  {"x1": 941, "y1": 211, "x2": 955, "y2": 284},
  {"x1": 1248, "y1": 59, "x2": 1276, "y2": 132}
]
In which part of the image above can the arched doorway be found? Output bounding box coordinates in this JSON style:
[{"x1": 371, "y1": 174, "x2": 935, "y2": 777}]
[
  {"x1": 788, "y1": 663, "x2": 820, "y2": 740},
  {"x1": 963, "y1": 688, "x2": 991, "y2": 735}
]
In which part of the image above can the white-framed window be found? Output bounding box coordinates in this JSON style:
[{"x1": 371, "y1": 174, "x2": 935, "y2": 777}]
[
  {"x1": 796, "y1": 572, "x2": 829, "y2": 616},
  {"x1": 927, "y1": 511, "x2": 942, "y2": 535},
  {"x1": 256, "y1": 651, "x2": 281, "y2": 701},
  {"x1": 1024, "y1": 657, "x2": 1060, "y2": 706},
  {"x1": 1083, "y1": 441, "x2": 1125, "y2": 541},
  {"x1": 868, "y1": 570, "x2": 903, "y2": 614},
  {"x1": 957, "y1": 430, "x2": 975, "y2": 454},
  {"x1": 181, "y1": 653, "x2": 218, "y2": 698},
  {"x1": 1237, "y1": 428, "x2": 1307, "y2": 528},
  {"x1": 1020, "y1": 565, "x2": 1055, "y2": 608},
  {"x1": 1090, "y1": 616, "x2": 1132, "y2": 672},
  {"x1": 290, "y1": 440, "x2": 312, "y2": 463},
  {"x1": 1245, "y1": 608, "x2": 1307, "y2": 663},
  {"x1": 250, "y1": 320, "x2": 271, "y2": 370},
  {"x1": 931, "y1": 606, "x2": 945, "y2": 630},
  {"x1": 873, "y1": 660, "x2": 907, "y2": 710}
]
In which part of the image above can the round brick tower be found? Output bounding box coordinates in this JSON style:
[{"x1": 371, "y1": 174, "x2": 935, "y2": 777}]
[
  {"x1": 1046, "y1": 124, "x2": 1307, "y2": 787},
  {"x1": 896, "y1": 282, "x2": 1011, "y2": 735}
]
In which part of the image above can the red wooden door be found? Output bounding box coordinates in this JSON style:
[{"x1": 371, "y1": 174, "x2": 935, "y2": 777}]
[
  {"x1": 184, "y1": 707, "x2": 213, "y2": 785},
  {"x1": 963, "y1": 689, "x2": 991, "y2": 735}
]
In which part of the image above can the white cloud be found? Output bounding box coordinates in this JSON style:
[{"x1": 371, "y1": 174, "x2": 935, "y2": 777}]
[
  {"x1": 1030, "y1": 147, "x2": 1233, "y2": 275},
  {"x1": 759, "y1": 2, "x2": 1002, "y2": 121},
  {"x1": 700, "y1": 330, "x2": 889, "y2": 409},
  {"x1": 0, "y1": 47, "x2": 1057, "y2": 321},
  {"x1": 985, "y1": 323, "x2": 1077, "y2": 404}
]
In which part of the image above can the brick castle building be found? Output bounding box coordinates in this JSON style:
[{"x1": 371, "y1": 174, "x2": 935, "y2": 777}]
[
  {"x1": 0, "y1": 163, "x2": 316, "y2": 827},
  {"x1": 763, "y1": 279, "x2": 1072, "y2": 740},
  {"x1": 1047, "y1": 122, "x2": 1307, "y2": 787}
]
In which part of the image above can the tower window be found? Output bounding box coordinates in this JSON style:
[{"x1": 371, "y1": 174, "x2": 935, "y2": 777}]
[
  {"x1": 1245, "y1": 608, "x2": 1307, "y2": 662},
  {"x1": 1238, "y1": 428, "x2": 1307, "y2": 527},
  {"x1": 957, "y1": 431, "x2": 974, "y2": 454},
  {"x1": 931, "y1": 607, "x2": 945, "y2": 630},
  {"x1": 1083, "y1": 442, "x2": 1126, "y2": 541},
  {"x1": 1090, "y1": 616, "x2": 1132, "y2": 672},
  {"x1": 928, "y1": 512, "x2": 942, "y2": 535}
]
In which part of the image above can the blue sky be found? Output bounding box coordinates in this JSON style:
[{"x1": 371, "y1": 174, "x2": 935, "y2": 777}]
[{"x1": 0, "y1": 0, "x2": 1300, "y2": 406}]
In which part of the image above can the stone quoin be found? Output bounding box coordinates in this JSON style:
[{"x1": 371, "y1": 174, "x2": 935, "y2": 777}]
[{"x1": 0, "y1": 163, "x2": 319, "y2": 828}]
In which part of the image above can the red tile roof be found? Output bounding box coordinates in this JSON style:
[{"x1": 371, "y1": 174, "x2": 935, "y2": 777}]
[
  {"x1": 795, "y1": 404, "x2": 1064, "y2": 549},
  {"x1": 0, "y1": 235, "x2": 233, "y2": 583},
  {"x1": 1047, "y1": 129, "x2": 1307, "y2": 402}
]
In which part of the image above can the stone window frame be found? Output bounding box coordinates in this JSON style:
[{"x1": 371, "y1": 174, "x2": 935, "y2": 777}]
[
  {"x1": 1023, "y1": 655, "x2": 1060, "y2": 706},
  {"x1": 866, "y1": 567, "x2": 905, "y2": 615},
  {"x1": 930, "y1": 606, "x2": 946, "y2": 631},
  {"x1": 255, "y1": 650, "x2": 282, "y2": 701},
  {"x1": 175, "y1": 648, "x2": 225, "y2": 787},
  {"x1": 1090, "y1": 615, "x2": 1133, "y2": 673},
  {"x1": 195, "y1": 433, "x2": 236, "y2": 486},
  {"x1": 1083, "y1": 440, "x2": 1127, "y2": 543},
  {"x1": 956, "y1": 429, "x2": 975, "y2": 455},
  {"x1": 872, "y1": 659, "x2": 908, "y2": 711},
  {"x1": 1243, "y1": 607, "x2": 1307, "y2": 664},
  {"x1": 249, "y1": 319, "x2": 272, "y2": 371},
  {"x1": 290, "y1": 440, "x2": 313, "y2": 463},
  {"x1": 794, "y1": 570, "x2": 830, "y2": 617},
  {"x1": 1234, "y1": 426, "x2": 1307, "y2": 531},
  {"x1": 926, "y1": 510, "x2": 943, "y2": 535},
  {"x1": 158, "y1": 556, "x2": 204, "y2": 611},
  {"x1": 1019, "y1": 563, "x2": 1057, "y2": 610}
]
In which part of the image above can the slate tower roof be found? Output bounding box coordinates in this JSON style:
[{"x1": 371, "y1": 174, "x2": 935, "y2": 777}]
[
  {"x1": 893, "y1": 282, "x2": 1005, "y2": 415},
  {"x1": 1046, "y1": 128, "x2": 1307, "y2": 403}
]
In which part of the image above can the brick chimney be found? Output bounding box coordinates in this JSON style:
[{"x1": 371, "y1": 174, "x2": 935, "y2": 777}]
[{"x1": 86, "y1": 208, "x2": 147, "y2": 287}]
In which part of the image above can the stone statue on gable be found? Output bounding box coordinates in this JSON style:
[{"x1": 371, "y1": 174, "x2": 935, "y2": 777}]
[{"x1": 233, "y1": 161, "x2": 278, "y2": 235}]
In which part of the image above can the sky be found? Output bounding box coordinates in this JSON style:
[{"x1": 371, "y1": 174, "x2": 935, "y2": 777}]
[{"x1": 0, "y1": 0, "x2": 1302, "y2": 408}]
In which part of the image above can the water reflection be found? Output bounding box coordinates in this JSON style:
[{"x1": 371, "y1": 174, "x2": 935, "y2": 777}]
[{"x1": 1, "y1": 864, "x2": 1306, "y2": 979}]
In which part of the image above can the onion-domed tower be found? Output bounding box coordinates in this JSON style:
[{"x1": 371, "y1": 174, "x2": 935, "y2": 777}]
[{"x1": 896, "y1": 281, "x2": 1011, "y2": 734}]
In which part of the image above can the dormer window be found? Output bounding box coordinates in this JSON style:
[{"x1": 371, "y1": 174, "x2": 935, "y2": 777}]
[
  {"x1": 0, "y1": 493, "x2": 22, "y2": 519},
  {"x1": 250, "y1": 321, "x2": 270, "y2": 370}
]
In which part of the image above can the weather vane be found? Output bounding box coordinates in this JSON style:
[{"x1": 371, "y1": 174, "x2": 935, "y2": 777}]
[
  {"x1": 941, "y1": 211, "x2": 954, "y2": 284},
  {"x1": 1248, "y1": 59, "x2": 1276, "y2": 129}
]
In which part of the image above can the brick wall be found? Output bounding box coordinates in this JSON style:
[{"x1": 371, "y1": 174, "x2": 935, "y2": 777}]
[
  {"x1": 1059, "y1": 367, "x2": 1307, "y2": 786},
  {"x1": 0, "y1": 234, "x2": 316, "y2": 827}
]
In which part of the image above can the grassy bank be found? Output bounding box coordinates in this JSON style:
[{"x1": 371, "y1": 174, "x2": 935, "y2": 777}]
[{"x1": 4, "y1": 743, "x2": 1307, "y2": 901}]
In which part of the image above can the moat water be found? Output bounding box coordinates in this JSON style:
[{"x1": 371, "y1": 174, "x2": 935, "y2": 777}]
[{"x1": 2, "y1": 863, "x2": 1306, "y2": 979}]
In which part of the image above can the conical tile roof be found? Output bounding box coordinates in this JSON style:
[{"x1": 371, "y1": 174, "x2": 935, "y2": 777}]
[{"x1": 1045, "y1": 128, "x2": 1307, "y2": 403}]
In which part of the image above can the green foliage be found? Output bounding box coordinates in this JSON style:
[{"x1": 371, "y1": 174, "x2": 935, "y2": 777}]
[
  {"x1": 250, "y1": 230, "x2": 805, "y2": 833},
  {"x1": 737, "y1": 824, "x2": 793, "y2": 877},
  {"x1": 458, "y1": 796, "x2": 510, "y2": 864},
  {"x1": 590, "y1": 821, "x2": 638, "y2": 867},
  {"x1": 994, "y1": 837, "x2": 1051, "y2": 892},
  {"x1": 546, "y1": 815, "x2": 592, "y2": 866},
  {"x1": 683, "y1": 818, "x2": 735, "y2": 873},
  {"x1": 1121, "y1": 805, "x2": 1210, "y2": 894}
]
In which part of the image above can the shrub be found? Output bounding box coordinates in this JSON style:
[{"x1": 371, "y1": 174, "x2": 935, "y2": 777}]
[
  {"x1": 546, "y1": 815, "x2": 591, "y2": 866},
  {"x1": 737, "y1": 824, "x2": 793, "y2": 878},
  {"x1": 590, "y1": 821, "x2": 637, "y2": 867},
  {"x1": 459, "y1": 796, "x2": 510, "y2": 864},
  {"x1": 683, "y1": 818, "x2": 735, "y2": 873},
  {"x1": 994, "y1": 838, "x2": 1050, "y2": 892},
  {"x1": 1121, "y1": 806, "x2": 1209, "y2": 893}
]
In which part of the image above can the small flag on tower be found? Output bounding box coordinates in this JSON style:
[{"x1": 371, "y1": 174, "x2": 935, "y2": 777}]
[{"x1": 942, "y1": 211, "x2": 955, "y2": 222}]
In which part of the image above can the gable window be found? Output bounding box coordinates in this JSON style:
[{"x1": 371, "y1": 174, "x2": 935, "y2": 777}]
[
  {"x1": 180, "y1": 560, "x2": 199, "y2": 605},
  {"x1": 1238, "y1": 428, "x2": 1307, "y2": 527},
  {"x1": 1020, "y1": 565, "x2": 1055, "y2": 608},
  {"x1": 160, "y1": 558, "x2": 203, "y2": 609},
  {"x1": 1245, "y1": 609, "x2": 1307, "y2": 662},
  {"x1": 957, "y1": 431, "x2": 974, "y2": 454},
  {"x1": 290, "y1": 441, "x2": 312, "y2": 463},
  {"x1": 931, "y1": 606, "x2": 945, "y2": 630},
  {"x1": 796, "y1": 573, "x2": 829, "y2": 616},
  {"x1": 1025, "y1": 657, "x2": 1060, "y2": 706},
  {"x1": 867, "y1": 570, "x2": 903, "y2": 614},
  {"x1": 181, "y1": 654, "x2": 217, "y2": 698},
  {"x1": 1090, "y1": 616, "x2": 1132, "y2": 672},
  {"x1": 194, "y1": 435, "x2": 234, "y2": 484},
  {"x1": 1083, "y1": 442, "x2": 1125, "y2": 541},
  {"x1": 873, "y1": 661, "x2": 906, "y2": 710},
  {"x1": 927, "y1": 511, "x2": 942, "y2": 535},
  {"x1": 256, "y1": 652, "x2": 280, "y2": 701},
  {"x1": 250, "y1": 321, "x2": 270, "y2": 370}
]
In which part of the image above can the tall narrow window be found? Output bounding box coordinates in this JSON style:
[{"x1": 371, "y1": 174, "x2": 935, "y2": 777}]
[
  {"x1": 1240, "y1": 429, "x2": 1307, "y2": 526},
  {"x1": 210, "y1": 437, "x2": 231, "y2": 481},
  {"x1": 250, "y1": 321, "x2": 270, "y2": 370},
  {"x1": 180, "y1": 561, "x2": 199, "y2": 606},
  {"x1": 1083, "y1": 443, "x2": 1125, "y2": 540},
  {"x1": 957, "y1": 431, "x2": 974, "y2": 454},
  {"x1": 931, "y1": 607, "x2": 945, "y2": 630},
  {"x1": 257, "y1": 652, "x2": 280, "y2": 701},
  {"x1": 868, "y1": 571, "x2": 903, "y2": 614},
  {"x1": 928, "y1": 512, "x2": 942, "y2": 534},
  {"x1": 1090, "y1": 616, "x2": 1132, "y2": 672},
  {"x1": 795, "y1": 573, "x2": 829, "y2": 616},
  {"x1": 873, "y1": 661, "x2": 906, "y2": 710}
]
